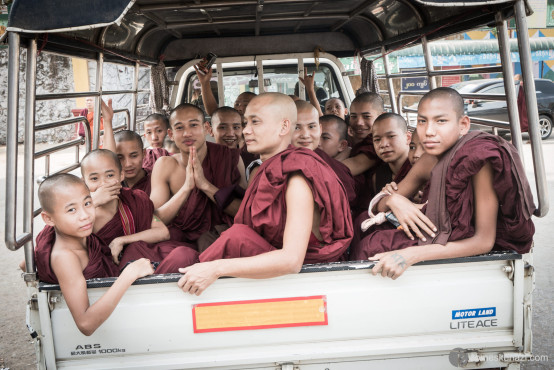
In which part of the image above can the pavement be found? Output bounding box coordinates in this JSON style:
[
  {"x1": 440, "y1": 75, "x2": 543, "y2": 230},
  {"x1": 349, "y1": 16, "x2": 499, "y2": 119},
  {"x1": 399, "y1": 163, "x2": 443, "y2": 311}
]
[{"x1": 0, "y1": 140, "x2": 552, "y2": 369}]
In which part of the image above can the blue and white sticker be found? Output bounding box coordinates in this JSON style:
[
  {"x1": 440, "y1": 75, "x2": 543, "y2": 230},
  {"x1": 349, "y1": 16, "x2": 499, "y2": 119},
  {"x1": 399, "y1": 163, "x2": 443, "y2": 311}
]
[{"x1": 452, "y1": 307, "x2": 496, "y2": 320}]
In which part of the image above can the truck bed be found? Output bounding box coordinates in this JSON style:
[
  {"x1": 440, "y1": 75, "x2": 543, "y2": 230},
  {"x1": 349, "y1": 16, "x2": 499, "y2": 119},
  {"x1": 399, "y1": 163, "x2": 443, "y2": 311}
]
[{"x1": 32, "y1": 251, "x2": 531, "y2": 369}]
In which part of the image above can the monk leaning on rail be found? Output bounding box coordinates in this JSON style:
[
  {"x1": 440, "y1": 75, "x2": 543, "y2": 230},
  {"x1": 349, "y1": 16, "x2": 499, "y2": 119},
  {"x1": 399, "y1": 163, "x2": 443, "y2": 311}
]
[
  {"x1": 33, "y1": 174, "x2": 153, "y2": 336},
  {"x1": 177, "y1": 93, "x2": 353, "y2": 296},
  {"x1": 350, "y1": 87, "x2": 535, "y2": 279}
]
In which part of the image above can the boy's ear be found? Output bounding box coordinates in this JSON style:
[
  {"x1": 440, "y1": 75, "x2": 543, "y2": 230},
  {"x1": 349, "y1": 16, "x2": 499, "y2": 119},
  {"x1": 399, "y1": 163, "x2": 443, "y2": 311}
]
[
  {"x1": 41, "y1": 211, "x2": 55, "y2": 227},
  {"x1": 344, "y1": 108, "x2": 349, "y2": 116},
  {"x1": 206, "y1": 122, "x2": 214, "y2": 137},
  {"x1": 338, "y1": 139, "x2": 349, "y2": 153},
  {"x1": 167, "y1": 128, "x2": 174, "y2": 140},
  {"x1": 347, "y1": 126, "x2": 354, "y2": 138},
  {"x1": 280, "y1": 118, "x2": 291, "y2": 136},
  {"x1": 406, "y1": 130, "x2": 412, "y2": 144},
  {"x1": 459, "y1": 115, "x2": 471, "y2": 135}
]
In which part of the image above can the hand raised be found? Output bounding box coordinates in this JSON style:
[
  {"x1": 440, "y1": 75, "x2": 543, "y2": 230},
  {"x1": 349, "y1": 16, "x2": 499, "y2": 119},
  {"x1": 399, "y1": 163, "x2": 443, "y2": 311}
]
[
  {"x1": 182, "y1": 148, "x2": 196, "y2": 192},
  {"x1": 194, "y1": 64, "x2": 213, "y2": 85},
  {"x1": 299, "y1": 69, "x2": 316, "y2": 91},
  {"x1": 190, "y1": 146, "x2": 209, "y2": 191},
  {"x1": 101, "y1": 98, "x2": 114, "y2": 123}
]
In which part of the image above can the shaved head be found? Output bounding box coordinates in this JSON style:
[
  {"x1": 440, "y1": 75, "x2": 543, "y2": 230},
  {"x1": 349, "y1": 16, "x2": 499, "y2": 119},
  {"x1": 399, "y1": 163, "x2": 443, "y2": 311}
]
[
  {"x1": 251, "y1": 92, "x2": 297, "y2": 127},
  {"x1": 320, "y1": 115, "x2": 348, "y2": 140},
  {"x1": 295, "y1": 100, "x2": 319, "y2": 117},
  {"x1": 419, "y1": 87, "x2": 465, "y2": 119},
  {"x1": 373, "y1": 113, "x2": 408, "y2": 133},
  {"x1": 351, "y1": 92, "x2": 384, "y2": 113},
  {"x1": 169, "y1": 103, "x2": 205, "y2": 127},
  {"x1": 81, "y1": 149, "x2": 122, "y2": 175},
  {"x1": 115, "y1": 130, "x2": 144, "y2": 149},
  {"x1": 38, "y1": 173, "x2": 88, "y2": 213}
]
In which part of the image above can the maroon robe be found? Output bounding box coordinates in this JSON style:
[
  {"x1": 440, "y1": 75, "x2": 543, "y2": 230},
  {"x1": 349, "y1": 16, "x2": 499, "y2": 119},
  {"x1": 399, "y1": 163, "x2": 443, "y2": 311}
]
[
  {"x1": 125, "y1": 168, "x2": 152, "y2": 196},
  {"x1": 350, "y1": 132, "x2": 535, "y2": 260},
  {"x1": 200, "y1": 146, "x2": 353, "y2": 264},
  {"x1": 314, "y1": 148, "x2": 356, "y2": 206},
  {"x1": 350, "y1": 158, "x2": 413, "y2": 253},
  {"x1": 34, "y1": 226, "x2": 119, "y2": 284},
  {"x1": 349, "y1": 134, "x2": 383, "y2": 216},
  {"x1": 373, "y1": 158, "x2": 412, "y2": 196},
  {"x1": 517, "y1": 84, "x2": 529, "y2": 133},
  {"x1": 96, "y1": 188, "x2": 154, "y2": 247},
  {"x1": 142, "y1": 148, "x2": 171, "y2": 172},
  {"x1": 169, "y1": 141, "x2": 241, "y2": 245}
]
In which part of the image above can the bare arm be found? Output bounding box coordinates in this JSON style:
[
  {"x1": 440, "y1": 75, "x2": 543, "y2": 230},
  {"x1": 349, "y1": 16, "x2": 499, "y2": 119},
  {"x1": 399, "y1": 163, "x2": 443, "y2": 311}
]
[
  {"x1": 194, "y1": 65, "x2": 218, "y2": 116},
  {"x1": 177, "y1": 173, "x2": 314, "y2": 295},
  {"x1": 108, "y1": 216, "x2": 170, "y2": 264},
  {"x1": 52, "y1": 252, "x2": 153, "y2": 336},
  {"x1": 100, "y1": 99, "x2": 116, "y2": 152},
  {"x1": 150, "y1": 156, "x2": 194, "y2": 224},
  {"x1": 299, "y1": 70, "x2": 323, "y2": 116},
  {"x1": 341, "y1": 153, "x2": 377, "y2": 176},
  {"x1": 371, "y1": 162, "x2": 498, "y2": 279}
]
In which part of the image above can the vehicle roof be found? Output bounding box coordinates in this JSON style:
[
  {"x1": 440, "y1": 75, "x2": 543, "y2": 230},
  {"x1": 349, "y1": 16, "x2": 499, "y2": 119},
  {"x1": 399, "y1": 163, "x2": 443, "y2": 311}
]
[{"x1": 7, "y1": 0, "x2": 529, "y2": 66}]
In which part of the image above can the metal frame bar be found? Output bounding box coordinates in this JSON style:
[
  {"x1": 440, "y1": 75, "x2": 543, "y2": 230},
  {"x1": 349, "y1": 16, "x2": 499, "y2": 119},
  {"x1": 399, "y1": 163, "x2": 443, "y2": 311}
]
[
  {"x1": 37, "y1": 292, "x2": 56, "y2": 369},
  {"x1": 131, "y1": 62, "x2": 140, "y2": 131},
  {"x1": 496, "y1": 12, "x2": 523, "y2": 156},
  {"x1": 93, "y1": 52, "x2": 104, "y2": 150},
  {"x1": 216, "y1": 62, "x2": 225, "y2": 106},
  {"x1": 382, "y1": 46, "x2": 397, "y2": 113},
  {"x1": 421, "y1": 36, "x2": 437, "y2": 90},
  {"x1": 384, "y1": 66, "x2": 503, "y2": 79},
  {"x1": 256, "y1": 58, "x2": 265, "y2": 94},
  {"x1": 512, "y1": 259, "x2": 524, "y2": 349},
  {"x1": 298, "y1": 57, "x2": 305, "y2": 100},
  {"x1": 23, "y1": 39, "x2": 38, "y2": 274},
  {"x1": 514, "y1": 0, "x2": 549, "y2": 217},
  {"x1": 5, "y1": 32, "x2": 30, "y2": 251}
]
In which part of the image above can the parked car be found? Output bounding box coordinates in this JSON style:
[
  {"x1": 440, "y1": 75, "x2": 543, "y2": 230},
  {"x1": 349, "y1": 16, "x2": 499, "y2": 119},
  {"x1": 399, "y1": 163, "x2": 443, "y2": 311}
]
[{"x1": 450, "y1": 78, "x2": 554, "y2": 139}]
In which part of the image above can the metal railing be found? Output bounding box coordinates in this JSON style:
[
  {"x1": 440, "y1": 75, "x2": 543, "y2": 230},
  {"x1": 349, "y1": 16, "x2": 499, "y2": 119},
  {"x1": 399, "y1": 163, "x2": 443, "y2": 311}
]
[{"x1": 378, "y1": 5, "x2": 548, "y2": 218}]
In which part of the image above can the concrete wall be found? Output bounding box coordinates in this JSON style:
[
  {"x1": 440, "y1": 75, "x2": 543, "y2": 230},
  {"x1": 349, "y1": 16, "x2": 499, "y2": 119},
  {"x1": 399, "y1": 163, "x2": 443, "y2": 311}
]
[{"x1": 0, "y1": 49, "x2": 150, "y2": 145}]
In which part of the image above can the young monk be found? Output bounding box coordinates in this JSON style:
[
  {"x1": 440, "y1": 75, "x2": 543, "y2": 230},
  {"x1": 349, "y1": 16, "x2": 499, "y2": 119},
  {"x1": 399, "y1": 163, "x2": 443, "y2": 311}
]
[
  {"x1": 101, "y1": 104, "x2": 170, "y2": 173},
  {"x1": 81, "y1": 149, "x2": 197, "y2": 272},
  {"x1": 209, "y1": 106, "x2": 259, "y2": 168},
  {"x1": 319, "y1": 115, "x2": 351, "y2": 161},
  {"x1": 293, "y1": 101, "x2": 356, "y2": 206},
  {"x1": 341, "y1": 92, "x2": 385, "y2": 215},
  {"x1": 112, "y1": 130, "x2": 155, "y2": 195},
  {"x1": 144, "y1": 113, "x2": 169, "y2": 149},
  {"x1": 177, "y1": 93, "x2": 353, "y2": 295},
  {"x1": 370, "y1": 113, "x2": 412, "y2": 195},
  {"x1": 350, "y1": 87, "x2": 535, "y2": 279},
  {"x1": 408, "y1": 129, "x2": 425, "y2": 165},
  {"x1": 34, "y1": 174, "x2": 153, "y2": 336},
  {"x1": 150, "y1": 104, "x2": 247, "y2": 249}
]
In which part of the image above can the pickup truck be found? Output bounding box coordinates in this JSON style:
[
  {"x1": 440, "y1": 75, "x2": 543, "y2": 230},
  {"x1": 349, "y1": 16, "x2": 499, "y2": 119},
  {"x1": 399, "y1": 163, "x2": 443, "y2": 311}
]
[{"x1": 3, "y1": 0, "x2": 548, "y2": 369}]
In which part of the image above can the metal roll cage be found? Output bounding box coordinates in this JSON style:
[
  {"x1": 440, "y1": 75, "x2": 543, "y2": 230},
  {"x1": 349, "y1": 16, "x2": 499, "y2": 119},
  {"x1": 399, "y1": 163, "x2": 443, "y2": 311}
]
[{"x1": 3, "y1": 1, "x2": 549, "y2": 284}]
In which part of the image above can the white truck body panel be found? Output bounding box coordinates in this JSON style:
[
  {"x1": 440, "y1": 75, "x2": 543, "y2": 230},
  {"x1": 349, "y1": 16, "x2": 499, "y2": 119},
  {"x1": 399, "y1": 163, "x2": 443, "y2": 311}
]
[{"x1": 33, "y1": 255, "x2": 531, "y2": 369}]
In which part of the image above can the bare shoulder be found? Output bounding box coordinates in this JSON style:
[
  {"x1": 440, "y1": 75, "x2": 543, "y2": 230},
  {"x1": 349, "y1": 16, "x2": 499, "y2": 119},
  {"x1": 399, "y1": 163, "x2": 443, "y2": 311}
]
[
  {"x1": 50, "y1": 246, "x2": 83, "y2": 276},
  {"x1": 153, "y1": 155, "x2": 181, "y2": 177}
]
